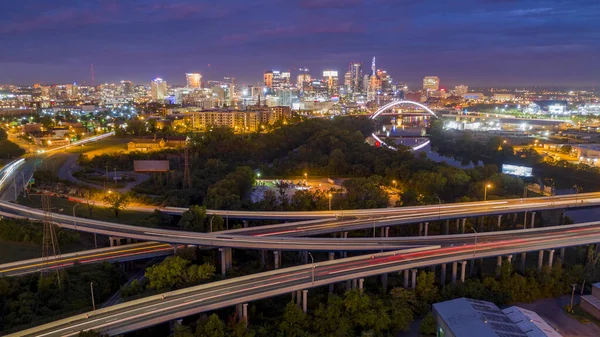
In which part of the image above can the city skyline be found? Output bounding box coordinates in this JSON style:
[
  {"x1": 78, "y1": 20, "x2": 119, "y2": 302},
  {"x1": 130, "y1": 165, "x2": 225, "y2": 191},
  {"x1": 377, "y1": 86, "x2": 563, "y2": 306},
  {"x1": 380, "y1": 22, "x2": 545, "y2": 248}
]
[{"x1": 1, "y1": 0, "x2": 599, "y2": 87}]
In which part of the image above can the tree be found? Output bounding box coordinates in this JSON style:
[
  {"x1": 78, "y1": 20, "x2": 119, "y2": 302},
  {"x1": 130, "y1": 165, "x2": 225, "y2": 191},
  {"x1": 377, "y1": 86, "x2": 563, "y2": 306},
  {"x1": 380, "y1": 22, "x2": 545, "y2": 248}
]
[
  {"x1": 419, "y1": 312, "x2": 436, "y2": 336},
  {"x1": 415, "y1": 271, "x2": 439, "y2": 314},
  {"x1": 278, "y1": 302, "x2": 310, "y2": 337},
  {"x1": 179, "y1": 205, "x2": 207, "y2": 232},
  {"x1": 103, "y1": 192, "x2": 130, "y2": 217},
  {"x1": 170, "y1": 322, "x2": 194, "y2": 337},
  {"x1": 144, "y1": 256, "x2": 214, "y2": 290},
  {"x1": 145, "y1": 256, "x2": 190, "y2": 290},
  {"x1": 313, "y1": 294, "x2": 353, "y2": 337},
  {"x1": 197, "y1": 314, "x2": 225, "y2": 337}
]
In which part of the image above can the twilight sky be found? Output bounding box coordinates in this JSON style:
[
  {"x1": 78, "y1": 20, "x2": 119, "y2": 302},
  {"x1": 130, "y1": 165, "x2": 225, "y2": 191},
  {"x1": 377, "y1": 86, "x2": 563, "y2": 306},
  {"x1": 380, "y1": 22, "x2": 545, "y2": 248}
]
[{"x1": 1, "y1": 0, "x2": 599, "y2": 88}]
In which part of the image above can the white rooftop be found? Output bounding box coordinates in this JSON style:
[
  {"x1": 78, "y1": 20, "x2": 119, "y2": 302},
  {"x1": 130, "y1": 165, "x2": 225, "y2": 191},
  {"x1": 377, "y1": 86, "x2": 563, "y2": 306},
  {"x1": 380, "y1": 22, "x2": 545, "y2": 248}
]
[
  {"x1": 434, "y1": 298, "x2": 561, "y2": 337},
  {"x1": 502, "y1": 306, "x2": 562, "y2": 337}
]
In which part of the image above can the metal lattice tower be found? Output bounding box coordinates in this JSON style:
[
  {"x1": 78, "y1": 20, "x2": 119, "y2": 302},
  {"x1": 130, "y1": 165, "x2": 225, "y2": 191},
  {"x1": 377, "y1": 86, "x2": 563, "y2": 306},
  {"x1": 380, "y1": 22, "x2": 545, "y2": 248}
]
[
  {"x1": 183, "y1": 147, "x2": 191, "y2": 188},
  {"x1": 41, "y1": 194, "x2": 61, "y2": 286}
]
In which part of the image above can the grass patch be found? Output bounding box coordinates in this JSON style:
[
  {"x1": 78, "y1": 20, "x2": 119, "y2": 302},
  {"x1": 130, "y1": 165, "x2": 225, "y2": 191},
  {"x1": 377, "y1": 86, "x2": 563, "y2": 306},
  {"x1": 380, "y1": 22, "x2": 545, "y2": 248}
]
[
  {"x1": 17, "y1": 194, "x2": 158, "y2": 226},
  {"x1": 565, "y1": 304, "x2": 600, "y2": 326}
]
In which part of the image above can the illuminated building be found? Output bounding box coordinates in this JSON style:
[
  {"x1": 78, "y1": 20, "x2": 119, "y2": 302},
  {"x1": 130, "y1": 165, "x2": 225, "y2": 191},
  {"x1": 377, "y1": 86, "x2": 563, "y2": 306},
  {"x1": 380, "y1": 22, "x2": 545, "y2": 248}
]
[
  {"x1": 151, "y1": 78, "x2": 167, "y2": 101},
  {"x1": 322, "y1": 70, "x2": 339, "y2": 95},
  {"x1": 348, "y1": 62, "x2": 363, "y2": 92},
  {"x1": 281, "y1": 71, "x2": 291, "y2": 88},
  {"x1": 455, "y1": 85, "x2": 468, "y2": 96},
  {"x1": 264, "y1": 71, "x2": 274, "y2": 89},
  {"x1": 423, "y1": 76, "x2": 440, "y2": 91},
  {"x1": 296, "y1": 68, "x2": 311, "y2": 91},
  {"x1": 186, "y1": 73, "x2": 202, "y2": 89},
  {"x1": 121, "y1": 80, "x2": 134, "y2": 96},
  {"x1": 493, "y1": 93, "x2": 515, "y2": 101}
]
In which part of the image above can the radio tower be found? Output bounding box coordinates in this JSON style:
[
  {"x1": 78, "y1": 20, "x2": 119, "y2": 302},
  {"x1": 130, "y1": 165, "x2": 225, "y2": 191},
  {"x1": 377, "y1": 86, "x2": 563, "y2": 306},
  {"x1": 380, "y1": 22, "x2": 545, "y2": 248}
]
[
  {"x1": 41, "y1": 194, "x2": 62, "y2": 287},
  {"x1": 91, "y1": 64, "x2": 95, "y2": 84},
  {"x1": 183, "y1": 147, "x2": 191, "y2": 188}
]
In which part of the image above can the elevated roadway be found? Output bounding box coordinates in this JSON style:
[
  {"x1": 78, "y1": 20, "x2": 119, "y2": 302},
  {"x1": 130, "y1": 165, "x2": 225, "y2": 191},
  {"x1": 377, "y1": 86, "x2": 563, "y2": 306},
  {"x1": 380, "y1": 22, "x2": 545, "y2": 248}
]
[
  {"x1": 0, "y1": 242, "x2": 175, "y2": 277},
  {"x1": 10, "y1": 221, "x2": 600, "y2": 337}
]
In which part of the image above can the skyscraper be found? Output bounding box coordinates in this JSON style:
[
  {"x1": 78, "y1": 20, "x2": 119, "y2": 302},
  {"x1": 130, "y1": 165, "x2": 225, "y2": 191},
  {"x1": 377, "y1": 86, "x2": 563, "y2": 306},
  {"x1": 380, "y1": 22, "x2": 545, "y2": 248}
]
[
  {"x1": 264, "y1": 71, "x2": 274, "y2": 89},
  {"x1": 423, "y1": 76, "x2": 440, "y2": 91},
  {"x1": 296, "y1": 68, "x2": 311, "y2": 91},
  {"x1": 281, "y1": 71, "x2": 291, "y2": 88},
  {"x1": 348, "y1": 63, "x2": 363, "y2": 92},
  {"x1": 186, "y1": 73, "x2": 202, "y2": 89},
  {"x1": 151, "y1": 78, "x2": 167, "y2": 101},
  {"x1": 322, "y1": 70, "x2": 339, "y2": 95}
]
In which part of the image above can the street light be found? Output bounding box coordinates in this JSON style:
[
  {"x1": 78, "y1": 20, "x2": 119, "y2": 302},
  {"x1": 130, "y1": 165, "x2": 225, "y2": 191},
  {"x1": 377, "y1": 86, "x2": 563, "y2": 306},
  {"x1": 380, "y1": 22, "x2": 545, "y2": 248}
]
[
  {"x1": 569, "y1": 283, "x2": 577, "y2": 312},
  {"x1": 307, "y1": 252, "x2": 315, "y2": 285},
  {"x1": 304, "y1": 172, "x2": 308, "y2": 181},
  {"x1": 484, "y1": 183, "x2": 492, "y2": 201},
  {"x1": 90, "y1": 282, "x2": 96, "y2": 311},
  {"x1": 392, "y1": 180, "x2": 397, "y2": 189},
  {"x1": 72, "y1": 204, "x2": 80, "y2": 228},
  {"x1": 328, "y1": 193, "x2": 332, "y2": 211},
  {"x1": 471, "y1": 227, "x2": 478, "y2": 259}
]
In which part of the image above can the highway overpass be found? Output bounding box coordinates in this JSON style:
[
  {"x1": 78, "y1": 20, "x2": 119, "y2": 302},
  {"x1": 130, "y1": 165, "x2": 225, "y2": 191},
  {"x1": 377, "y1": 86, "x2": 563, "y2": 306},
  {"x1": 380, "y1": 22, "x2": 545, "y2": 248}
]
[
  {"x1": 9, "y1": 220, "x2": 600, "y2": 337},
  {"x1": 0, "y1": 242, "x2": 175, "y2": 277}
]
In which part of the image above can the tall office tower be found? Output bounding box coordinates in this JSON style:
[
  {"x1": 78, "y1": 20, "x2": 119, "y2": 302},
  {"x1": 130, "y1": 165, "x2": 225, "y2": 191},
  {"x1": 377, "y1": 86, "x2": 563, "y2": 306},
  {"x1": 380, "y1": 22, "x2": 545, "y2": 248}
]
[
  {"x1": 344, "y1": 71, "x2": 352, "y2": 90},
  {"x1": 362, "y1": 74, "x2": 370, "y2": 92},
  {"x1": 151, "y1": 78, "x2": 167, "y2": 101},
  {"x1": 349, "y1": 62, "x2": 363, "y2": 92},
  {"x1": 272, "y1": 70, "x2": 283, "y2": 89},
  {"x1": 423, "y1": 76, "x2": 440, "y2": 91},
  {"x1": 281, "y1": 71, "x2": 291, "y2": 88},
  {"x1": 121, "y1": 80, "x2": 134, "y2": 96},
  {"x1": 371, "y1": 56, "x2": 376, "y2": 76},
  {"x1": 323, "y1": 70, "x2": 339, "y2": 95},
  {"x1": 186, "y1": 73, "x2": 202, "y2": 89},
  {"x1": 455, "y1": 85, "x2": 468, "y2": 96},
  {"x1": 264, "y1": 71, "x2": 274, "y2": 89},
  {"x1": 296, "y1": 68, "x2": 311, "y2": 90},
  {"x1": 65, "y1": 83, "x2": 79, "y2": 99}
]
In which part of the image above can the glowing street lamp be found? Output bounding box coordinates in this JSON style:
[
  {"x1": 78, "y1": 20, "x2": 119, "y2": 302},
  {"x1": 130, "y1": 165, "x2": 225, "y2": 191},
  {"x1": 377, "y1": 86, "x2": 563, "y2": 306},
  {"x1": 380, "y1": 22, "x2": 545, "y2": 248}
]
[
  {"x1": 484, "y1": 184, "x2": 492, "y2": 201},
  {"x1": 392, "y1": 180, "x2": 397, "y2": 189},
  {"x1": 328, "y1": 193, "x2": 332, "y2": 211}
]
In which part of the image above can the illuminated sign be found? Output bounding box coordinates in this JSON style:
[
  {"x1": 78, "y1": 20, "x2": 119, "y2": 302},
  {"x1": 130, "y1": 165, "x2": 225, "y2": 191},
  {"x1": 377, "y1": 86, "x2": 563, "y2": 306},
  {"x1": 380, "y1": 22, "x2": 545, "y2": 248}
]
[{"x1": 502, "y1": 164, "x2": 533, "y2": 177}]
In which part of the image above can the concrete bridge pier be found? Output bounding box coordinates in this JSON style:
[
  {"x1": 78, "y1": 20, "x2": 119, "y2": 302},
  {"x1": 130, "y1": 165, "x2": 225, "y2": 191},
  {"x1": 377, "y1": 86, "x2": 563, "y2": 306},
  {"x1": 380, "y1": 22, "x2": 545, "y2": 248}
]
[
  {"x1": 548, "y1": 249, "x2": 555, "y2": 268},
  {"x1": 404, "y1": 270, "x2": 409, "y2": 289},
  {"x1": 470, "y1": 259, "x2": 475, "y2": 276},
  {"x1": 300, "y1": 250, "x2": 308, "y2": 264},
  {"x1": 358, "y1": 278, "x2": 364, "y2": 293},
  {"x1": 451, "y1": 262, "x2": 458, "y2": 284},
  {"x1": 381, "y1": 273, "x2": 388, "y2": 291},
  {"x1": 328, "y1": 252, "x2": 335, "y2": 293},
  {"x1": 461, "y1": 218, "x2": 466, "y2": 233},
  {"x1": 521, "y1": 252, "x2": 527, "y2": 273},
  {"x1": 242, "y1": 303, "x2": 248, "y2": 325},
  {"x1": 274, "y1": 251, "x2": 280, "y2": 270},
  {"x1": 219, "y1": 248, "x2": 227, "y2": 277},
  {"x1": 455, "y1": 219, "x2": 460, "y2": 233},
  {"x1": 109, "y1": 236, "x2": 123, "y2": 247},
  {"x1": 260, "y1": 250, "x2": 266, "y2": 268},
  {"x1": 444, "y1": 220, "x2": 450, "y2": 235},
  {"x1": 411, "y1": 269, "x2": 417, "y2": 288},
  {"x1": 419, "y1": 223, "x2": 423, "y2": 236},
  {"x1": 507, "y1": 255, "x2": 513, "y2": 264},
  {"x1": 530, "y1": 212, "x2": 536, "y2": 229},
  {"x1": 302, "y1": 290, "x2": 308, "y2": 313},
  {"x1": 460, "y1": 261, "x2": 467, "y2": 282},
  {"x1": 440, "y1": 263, "x2": 447, "y2": 285},
  {"x1": 497, "y1": 256, "x2": 502, "y2": 268},
  {"x1": 424, "y1": 222, "x2": 429, "y2": 236},
  {"x1": 538, "y1": 250, "x2": 544, "y2": 272},
  {"x1": 560, "y1": 248, "x2": 565, "y2": 261},
  {"x1": 497, "y1": 215, "x2": 502, "y2": 229}
]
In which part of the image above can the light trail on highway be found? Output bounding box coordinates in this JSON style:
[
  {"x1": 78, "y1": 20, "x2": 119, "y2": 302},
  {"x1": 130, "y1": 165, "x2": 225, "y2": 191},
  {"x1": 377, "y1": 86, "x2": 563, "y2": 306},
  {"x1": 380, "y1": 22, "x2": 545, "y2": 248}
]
[{"x1": 10, "y1": 221, "x2": 600, "y2": 337}]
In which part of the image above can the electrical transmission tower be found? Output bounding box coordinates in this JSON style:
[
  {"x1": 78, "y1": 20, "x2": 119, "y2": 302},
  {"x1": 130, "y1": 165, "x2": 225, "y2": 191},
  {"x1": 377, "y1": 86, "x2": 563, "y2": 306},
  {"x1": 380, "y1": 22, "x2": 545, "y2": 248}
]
[
  {"x1": 183, "y1": 147, "x2": 191, "y2": 188},
  {"x1": 41, "y1": 194, "x2": 62, "y2": 287}
]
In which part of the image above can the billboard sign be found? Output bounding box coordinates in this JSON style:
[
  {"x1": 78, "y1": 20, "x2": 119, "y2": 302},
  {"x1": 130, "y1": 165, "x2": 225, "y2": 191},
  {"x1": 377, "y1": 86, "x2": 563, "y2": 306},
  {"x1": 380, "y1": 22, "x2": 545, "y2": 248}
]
[{"x1": 502, "y1": 164, "x2": 533, "y2": 177}]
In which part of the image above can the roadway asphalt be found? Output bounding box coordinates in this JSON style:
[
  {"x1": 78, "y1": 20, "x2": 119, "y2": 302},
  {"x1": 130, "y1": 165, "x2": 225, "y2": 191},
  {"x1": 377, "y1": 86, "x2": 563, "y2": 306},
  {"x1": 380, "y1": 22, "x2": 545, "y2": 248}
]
[{"x1": 12, "y1": 221, "x2": 600, "y2": 337}]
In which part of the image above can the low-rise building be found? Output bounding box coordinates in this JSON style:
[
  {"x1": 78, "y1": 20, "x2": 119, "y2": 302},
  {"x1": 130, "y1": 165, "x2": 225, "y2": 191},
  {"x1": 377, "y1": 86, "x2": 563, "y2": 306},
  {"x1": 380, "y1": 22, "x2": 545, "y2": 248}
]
[
  {"x1": 127, "y1": 137, "x2": 166, "y2": 152},
  {"x1": 433, "y1": 297, "x2": 561, "y2": 337}
]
